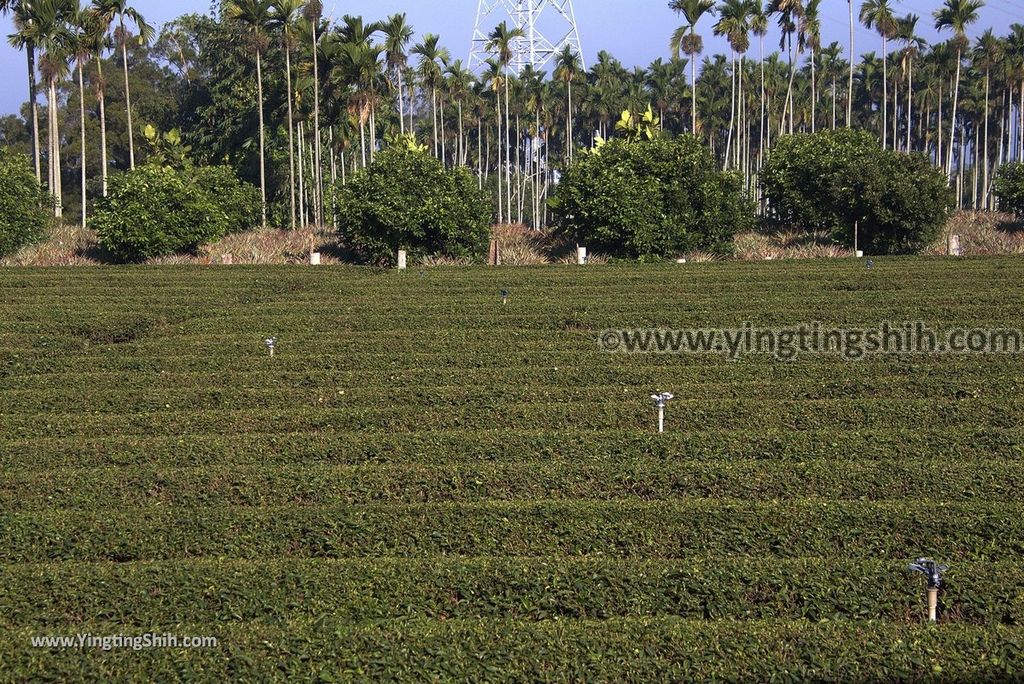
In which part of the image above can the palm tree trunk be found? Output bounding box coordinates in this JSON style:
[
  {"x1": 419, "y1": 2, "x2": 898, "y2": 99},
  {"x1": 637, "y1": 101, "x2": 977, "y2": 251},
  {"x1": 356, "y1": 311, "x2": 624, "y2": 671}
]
[
  {"x1": 881, "y1": 35, "x2": 888, "y2": 149},
  {"x1": 847, "y1": 0, "x2": 854, "y2": 128},
  {"x1": 567, "y1": 80, "x2": 573, "y2": 162},
  {"x1": 458, "y1": 100, "x2": 464, "y2": 166},
  {"x1": 947, "y1": 48, "x2": 961, "y2": 178},
  {"x1": 398, "y1": 68, "x2": 406, "y2": 134},
  {"x1": 759, "y1": 36, "x2": 765, "y2": 168},
  {"x1": 97, "y1": 59, "x2": 108, "y2": 197},
  {"x1": 504, "y1": 73, "x2": 511, "y2": 222},
  {"x1": 285, "y1": 48, "x2": 296, "y2": 230},
  {"x1": 256, "y1": 48, "x2": 267, "y2": 229},
  {"x1": 431, "y1": 87, "x2": 439, "y2": 157},
  {"x1": 495, "y1": 90, "x2": 503, "y2": 223},
  {"x1": 312, "y1": 22, "x2": 322, "y2": 227},
  {"x1": 1018, "y1": 84, "x2": 1023, "y2": 162},
  {"x1": 78, "y1": 61, "x2": 87, "y2": 229},
  {"x1": 832, "y1": 77, "x2": 837, "y2": 130},
  {"x1": 810, "y1": 47, "x2": 816, "y2": 134},
  {"x1": 298, "y1": 121, "x2": 305, "y2": 228},
  {"x1": 121, "y1": 24, "x2": 135, "y2": 169},
  {"x1": 982, "y1": 67, "x2": 990, "y2": 209},
  {"x1": 906, "y1": 55, "x2": 913, "y2": 153},
  {"x1": 27, "y1": 46, "x2": 41, "y2": 183},
  {"x1": 440, "y1": 97, "x2": 447, "y2": 167},
  {"x1": 49, "y1": 78, "x2": 62, "y2": 218},
  {"x1": 690, "y1": 42, "x2": 698, "y2": 134},
  {"x1": 725, "y1": 51, "x2": 736, "y2": 169}
]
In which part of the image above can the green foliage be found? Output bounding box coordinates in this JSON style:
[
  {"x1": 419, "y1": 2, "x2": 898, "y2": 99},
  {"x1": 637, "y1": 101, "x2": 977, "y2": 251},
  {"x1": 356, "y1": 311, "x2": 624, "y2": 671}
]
[
  {"x1": 0, "y1": 148, "x2": 51, "y2": 257},
  {"x1": 761, "y1": 129, "x2": 953, "y2": 255},
  {"x1": 191, "y1": 165, "x2": 261, "y2": 234},
  {"x1": 551, "y1": 135, "x2": 755, "y2": 260},
  {"x1": 613, "y1": 105, "x2": 662, "y2": 142},
  {"x1": 142, "y1": 125, "x2": 193, "y2": 170},
  {"x1": 93, "y1": 164, "x2": 258, "y2": 262},
  {"x1": 333, "y1": 146, "x2": 492, "y2": 266},
  {"x1": 994, "y1": 163, "x2": 1024, "y2": 218}
]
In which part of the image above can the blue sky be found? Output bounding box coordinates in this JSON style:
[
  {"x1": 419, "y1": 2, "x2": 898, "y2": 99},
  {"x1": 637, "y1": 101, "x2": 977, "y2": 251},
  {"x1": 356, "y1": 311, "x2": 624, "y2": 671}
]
[{"x1": 0, "y1": 0, "x2": 1014, "y2": 116}]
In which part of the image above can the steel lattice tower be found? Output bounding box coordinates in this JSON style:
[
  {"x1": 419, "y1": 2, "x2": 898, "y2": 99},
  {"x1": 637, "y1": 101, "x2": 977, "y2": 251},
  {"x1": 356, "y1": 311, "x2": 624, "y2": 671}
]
[{"x1": 469, "y1": 0, "x2": 584, "y2": 75}]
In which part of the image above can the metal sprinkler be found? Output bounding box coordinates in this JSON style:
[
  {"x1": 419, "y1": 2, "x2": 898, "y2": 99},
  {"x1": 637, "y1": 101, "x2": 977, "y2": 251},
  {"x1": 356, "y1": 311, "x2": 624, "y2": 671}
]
[
  {"x1": 264, "y1": 337, "x2": 278, "y2": 358},
  {"x1": 866, "y1": 259, "x2": 875, "y2": 269},
  {"x1": 650, "y1": 392, "x2": 675, "y2": 434},
  {"x1": 909, "y1": 558, "x2": 949, "y2": 623},
  {"x1": 501, "y1": 289, "x2": 510, "y2": 306}
]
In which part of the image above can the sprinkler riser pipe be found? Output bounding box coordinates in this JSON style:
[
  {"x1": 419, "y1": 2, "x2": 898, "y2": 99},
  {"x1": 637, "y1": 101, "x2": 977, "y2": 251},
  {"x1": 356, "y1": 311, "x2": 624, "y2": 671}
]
[{"x1": 928, "y1": 587, "x2": 938, "y2": 623}]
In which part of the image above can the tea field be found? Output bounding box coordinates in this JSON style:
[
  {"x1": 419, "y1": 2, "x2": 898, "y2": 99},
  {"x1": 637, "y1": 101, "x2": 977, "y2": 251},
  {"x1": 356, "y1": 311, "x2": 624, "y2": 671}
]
[{"x1": 1, "y1": 258, "x2": 1023, "y2": 680}]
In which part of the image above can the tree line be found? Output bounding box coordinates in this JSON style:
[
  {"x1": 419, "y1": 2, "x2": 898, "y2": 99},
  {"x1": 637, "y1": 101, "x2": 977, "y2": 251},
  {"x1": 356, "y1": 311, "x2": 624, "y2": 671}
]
[{"x1": 1, "y1": 0, "x2": 1022, "y2": 231}]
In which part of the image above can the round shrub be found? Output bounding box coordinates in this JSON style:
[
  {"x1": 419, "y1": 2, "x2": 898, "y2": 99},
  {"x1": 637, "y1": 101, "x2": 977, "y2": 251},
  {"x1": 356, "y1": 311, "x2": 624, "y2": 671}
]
[
  {"x1": 994, "y1": 162, "x2": 1024, "y2": 218},
  {"x1": 334, "y1": 146, "x2": 492, "y2": 266},
  {"x1": 192, "y1": 165, "x2": 261, "y2": 234},
  {"x1": 0, "y1": 148, "x2": 51, "y2": 257},
  {"x1": 94, "y1": 164, "x2": 258, "y2": 262},
  {"x1": 551, "y1": 135, "x2": 755, "y2": 260},
  {"x1": 761, "y1": 129, "x2": 952, "y2": 255}
]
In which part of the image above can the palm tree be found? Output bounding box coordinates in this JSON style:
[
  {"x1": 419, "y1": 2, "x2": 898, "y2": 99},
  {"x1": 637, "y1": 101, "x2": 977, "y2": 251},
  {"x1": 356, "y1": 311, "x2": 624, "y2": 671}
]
[
  {"x1": 973, "y1": 29, "x2": 1001, "y2": 204},
  {"x1": 26, "y1": 0, "x2": 74, "y2": 217},
  {"x1": 750, "y1": 2, "x2": 768, "y2": 162},
  {"x1": 847, "y1": 0, "x2": 855, "y2": 127},
  {"x1": 3, "y1": 0, "x2": 43, "y2": 182},
  {"x1": 486, "y1": 21, "x2": 524, "y2": 221},
  {"x1": 935, "y1": 0, "x2": 984, "y2": 177},
  {"x1": 411, "y1": 33, "x2": 448, "y2": 158},
  {"x1": 802, "y1": 0, "x2": 822, "y2": 133},
  {"x1": 554, "y1": 45, "x2": 582, "y2": 163},
  {"x1": 767, "y1": 0, "x2": 802, "y2": 135},
  {"x1": 860, "y1": 0, "x2": 898, "y2": 148},
  {"x1": 444, "y1": 59, "x2": 473, "y2": 166},
  {"x1": 70, "y1": 4, "x2": 97, "y2": 228},
  {"x1": 226, "y1": 0, "x2": 273, "y2": 229},
  {"x1": 714, "y1": 0, "x2": 752, "y2": 168},
  {"x1": 897, "y1": 15, "x2": 924, "y2": 152},
  {"x1": 303, "y1": 0, "x2": 323, "y2": 226},
  {"x1": 271, "y1": 0, "x2": 302, "y2": 230},
  {"x1": 670, "y1": 0, "x2": 716, "y2": 135},
  {"x1": 382, "y1": 13, "x2": 413, "y2": 135},
  {"x1": 482, "y1": 57, "x2": 504, "y2": 220},
  {"x1": 93, "y1": 0, "x2": 152, "y2": 170}
]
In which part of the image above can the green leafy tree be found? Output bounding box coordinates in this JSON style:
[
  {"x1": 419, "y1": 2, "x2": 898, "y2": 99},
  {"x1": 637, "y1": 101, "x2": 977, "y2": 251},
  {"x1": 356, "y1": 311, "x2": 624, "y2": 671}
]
[
  {"x1": 333, "y1": 144, "x2": 491, "y2": 266},
  {"x1": 552, "y1": 135, "x2": 754, "y2": 259},
  {"x1": 0, "y1": 148, "x2": 52, "y2": 256},
  {"x1": 761, "y1": 129, "x2": 953, "y2": 254}
]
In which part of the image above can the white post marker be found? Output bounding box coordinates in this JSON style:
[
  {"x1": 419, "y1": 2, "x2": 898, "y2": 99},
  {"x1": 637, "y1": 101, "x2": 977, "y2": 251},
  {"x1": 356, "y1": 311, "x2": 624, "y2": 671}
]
[
  {"x1": 310, "y1": 252, "x2": 322, "y2": 266},
  {"x1": 577, "y1": 246, "x2": 587, "y2": 265},
  {"x1": 651, "y1": 392, "x2": 675, "y2": 434},
  {"x1": 397, "y1": 250, "x2": 408, "y2": 270}
]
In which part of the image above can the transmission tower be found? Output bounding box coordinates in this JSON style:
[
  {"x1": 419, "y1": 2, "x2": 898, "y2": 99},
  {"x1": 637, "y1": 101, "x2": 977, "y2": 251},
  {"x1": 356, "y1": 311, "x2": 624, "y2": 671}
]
[{"x1": 469, "y1": 0, "x2": 584, "y2": 75}]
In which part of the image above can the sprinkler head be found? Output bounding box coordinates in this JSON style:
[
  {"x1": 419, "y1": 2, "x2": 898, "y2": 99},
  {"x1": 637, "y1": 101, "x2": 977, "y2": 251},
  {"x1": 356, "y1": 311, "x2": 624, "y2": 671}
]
[
  {"x1": 866, "y1": 259, "x2": 875, "y2": 269},
  {"x1": 650, "y1": 392, "x2": 675, "y2": 409},
  {"x1": 264, "y1": 337, "x2": 278, "y2": 355},
  {"x1": 908, "y1": 558, "x2": 948, "y2": 589},
  {"x1": 501, "y1": 289, "x2": 509, "y2": 305}
]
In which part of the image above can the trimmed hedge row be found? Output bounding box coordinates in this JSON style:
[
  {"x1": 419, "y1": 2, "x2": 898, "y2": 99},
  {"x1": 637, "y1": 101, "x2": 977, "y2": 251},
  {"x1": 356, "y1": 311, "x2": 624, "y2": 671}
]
[
  {"x1": 3, "y1": 458, "x2": 1024, "y2": 511},
  {"x1": 2, "y1": 500, "x2": 1021, "y2": 563},
  {"x1": 3, "y1": 427, "x2": 1017, "y2": 470},
  {"x1": 2, "y1": 618, "x2": 1022, "y2": 681},
  {"x1": 2, "y1": 557, "x2": 1022, "y2": 627},
  {"x1": 1, "y1": 398, "x2": 1016, "y2": 439},
  {"x1": 0, "y1": 375, "x2": 1019, "y2": 414}
]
